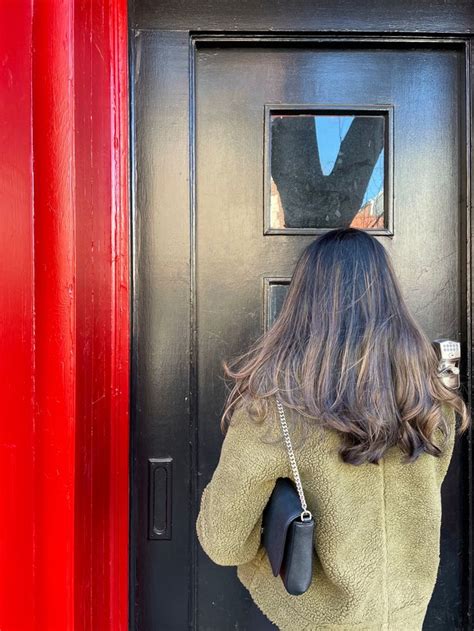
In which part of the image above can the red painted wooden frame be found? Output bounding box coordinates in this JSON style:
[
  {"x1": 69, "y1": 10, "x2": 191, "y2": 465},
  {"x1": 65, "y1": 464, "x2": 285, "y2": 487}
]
[{"x1": 0, "y1": 1, "x2": 130, "y2": 630}]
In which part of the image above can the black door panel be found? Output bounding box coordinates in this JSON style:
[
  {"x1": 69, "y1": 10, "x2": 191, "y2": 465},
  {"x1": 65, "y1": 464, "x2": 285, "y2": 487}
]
[{"x1": 130, "y1": 17, "x2": 472, "y2": 631}]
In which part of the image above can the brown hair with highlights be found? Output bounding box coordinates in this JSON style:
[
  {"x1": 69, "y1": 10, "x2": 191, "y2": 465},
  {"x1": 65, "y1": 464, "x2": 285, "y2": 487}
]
[{"x1": 221, "y1": 227, "x2": 470, "y2": 465}]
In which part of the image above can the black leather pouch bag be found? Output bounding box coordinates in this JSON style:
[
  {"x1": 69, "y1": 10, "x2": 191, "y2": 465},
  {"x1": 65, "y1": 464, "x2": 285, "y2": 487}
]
[
  {"x1": 261, "y1": 477, "x2": 315, "y2": 595},
  {"x1": 260, "y1": 398, "x2": 315, "y2": 596}
]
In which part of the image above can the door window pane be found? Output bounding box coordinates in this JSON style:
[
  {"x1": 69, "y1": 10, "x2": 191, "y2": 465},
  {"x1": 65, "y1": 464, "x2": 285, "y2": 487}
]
[
  {"x1": 269, "y1": 112, "x2": 386, "y2": 230},
  {"x1": 264, "y1": 280, "x2": 289, "y2": 331}
]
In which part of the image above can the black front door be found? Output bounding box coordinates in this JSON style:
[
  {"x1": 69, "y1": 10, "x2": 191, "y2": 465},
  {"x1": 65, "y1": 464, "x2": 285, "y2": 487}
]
[{"x1": 130, "y1": 3, "x2": 473, "y2": 629}]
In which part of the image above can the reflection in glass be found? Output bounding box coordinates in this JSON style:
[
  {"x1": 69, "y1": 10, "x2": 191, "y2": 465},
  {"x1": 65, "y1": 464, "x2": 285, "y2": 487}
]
[
  {"x1": 270, "y1": 114, "x2": 385, "y2": 230},
  {"x1": 266, "y1": 282, "x2": 289, "y2": 331}
]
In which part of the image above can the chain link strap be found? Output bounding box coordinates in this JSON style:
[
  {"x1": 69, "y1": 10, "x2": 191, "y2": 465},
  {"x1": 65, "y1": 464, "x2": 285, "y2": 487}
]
[{"x1": 275, "y1": 396, "x2": 313, "y2": 522}]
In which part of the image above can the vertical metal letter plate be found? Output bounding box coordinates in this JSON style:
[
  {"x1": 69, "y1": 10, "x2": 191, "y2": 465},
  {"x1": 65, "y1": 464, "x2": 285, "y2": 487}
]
[{"x1": 148, "y1": 457, "x2": 173, "y2": 540}]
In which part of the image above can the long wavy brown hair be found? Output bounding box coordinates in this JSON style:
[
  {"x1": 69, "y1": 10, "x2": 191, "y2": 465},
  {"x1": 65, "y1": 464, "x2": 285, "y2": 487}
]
[{"x1": 220, "y1": 227, "x2": 470, "y2": 465}]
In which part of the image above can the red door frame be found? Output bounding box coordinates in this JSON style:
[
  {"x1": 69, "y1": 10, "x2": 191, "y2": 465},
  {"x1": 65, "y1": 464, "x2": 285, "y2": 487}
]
[{"x1": 0, "y1": 1, "x2": 130, "y2": 629}]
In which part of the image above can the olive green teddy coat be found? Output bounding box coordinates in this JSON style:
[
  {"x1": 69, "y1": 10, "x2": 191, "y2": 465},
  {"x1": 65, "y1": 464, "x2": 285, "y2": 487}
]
[{"x1": 195, "y1": 399, "x2": 457, "y2": 630}]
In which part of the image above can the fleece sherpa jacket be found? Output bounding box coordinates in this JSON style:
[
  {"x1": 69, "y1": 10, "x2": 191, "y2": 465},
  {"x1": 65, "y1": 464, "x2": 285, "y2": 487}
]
[{"x1": 195, "y1": 397, "x2": 457, "y2": 630}]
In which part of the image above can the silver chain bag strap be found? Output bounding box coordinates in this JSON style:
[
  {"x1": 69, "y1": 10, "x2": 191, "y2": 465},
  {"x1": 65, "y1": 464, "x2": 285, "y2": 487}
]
[
  {"x1": 275, "y1": 396, "x2": 313, "y2": 522},
  {"x1": 261, "y1": 396, "x2": 315, "y2": 595}
]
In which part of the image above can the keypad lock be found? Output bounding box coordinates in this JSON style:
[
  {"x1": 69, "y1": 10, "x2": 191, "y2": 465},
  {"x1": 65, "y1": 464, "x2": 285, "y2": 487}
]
[{"x1": 432, "y1": 339, "x2": 461, "y2": 390}]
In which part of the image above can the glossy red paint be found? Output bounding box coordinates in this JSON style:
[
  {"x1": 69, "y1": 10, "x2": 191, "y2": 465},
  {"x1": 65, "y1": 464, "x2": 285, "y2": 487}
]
[
  {"x1": 0, "y1": 1, "x2": 129, "y2": 629},
  {"x1": 74, "y1": 2, "x2": 130, "y2": 630},
  {"x1": 0, "y1": 1, "x2": 35, "y2": 628},
  {"x1": 33, "y1": 2, "x2": 77, "y2": 627}
]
